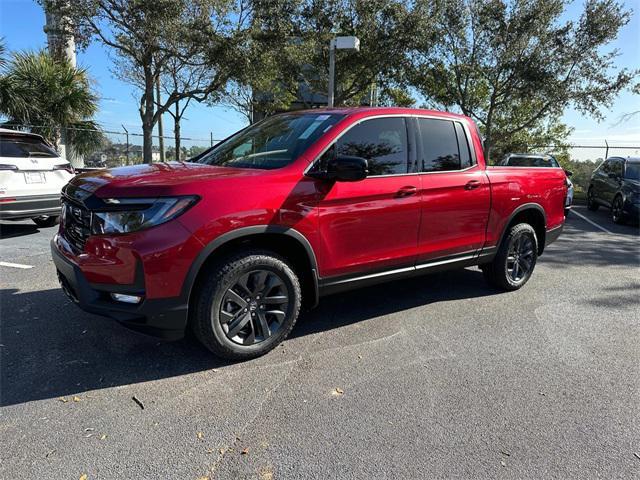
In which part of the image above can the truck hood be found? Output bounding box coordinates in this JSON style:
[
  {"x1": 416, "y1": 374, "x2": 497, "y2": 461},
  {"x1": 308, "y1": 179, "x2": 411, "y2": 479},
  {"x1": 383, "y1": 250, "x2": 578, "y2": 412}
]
[{"x1": 69, "y1": 162, "x2": 267, "y2": 197}]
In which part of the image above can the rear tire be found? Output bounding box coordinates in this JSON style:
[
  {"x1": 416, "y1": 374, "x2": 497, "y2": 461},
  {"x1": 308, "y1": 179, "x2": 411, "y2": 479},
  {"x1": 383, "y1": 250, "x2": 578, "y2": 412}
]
[
  {"x1": 587, "y1": 188, "x2": 599, "y2": 211},
  {"x1": 32, "y1": 215, "x2": 59, "y2": 228},
  {"x1": 482, "y1": 223, "x2": 538, "y2": 291},
  {"x1": 192, "y1": 249, "x2": 301, "y2": 360}
]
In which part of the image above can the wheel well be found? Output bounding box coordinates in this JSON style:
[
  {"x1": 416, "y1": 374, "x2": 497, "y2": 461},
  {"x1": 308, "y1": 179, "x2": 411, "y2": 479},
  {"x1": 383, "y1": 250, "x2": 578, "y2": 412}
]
[
  {"x1": 506, "y1": 208, "x2": 546, "y2": 255},
  {"x1": 189, "y1": 233, "x2": 318, "y2": 311}
]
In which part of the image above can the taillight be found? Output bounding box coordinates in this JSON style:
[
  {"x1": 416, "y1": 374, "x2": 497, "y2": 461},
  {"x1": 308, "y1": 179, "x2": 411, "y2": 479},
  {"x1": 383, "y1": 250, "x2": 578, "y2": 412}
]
[
  {"x1": 54, "y1": 163, "x2": 75, "y2": 174},
  {"x1": 0, "y1": 164, "x2": 18, "y2": 171}
]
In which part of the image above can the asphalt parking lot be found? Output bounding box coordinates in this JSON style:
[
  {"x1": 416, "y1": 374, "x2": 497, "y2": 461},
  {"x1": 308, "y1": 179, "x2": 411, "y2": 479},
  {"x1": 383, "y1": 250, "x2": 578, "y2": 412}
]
[{"x1": 1, "y1": 206, "x2": 639, "y2": 479}]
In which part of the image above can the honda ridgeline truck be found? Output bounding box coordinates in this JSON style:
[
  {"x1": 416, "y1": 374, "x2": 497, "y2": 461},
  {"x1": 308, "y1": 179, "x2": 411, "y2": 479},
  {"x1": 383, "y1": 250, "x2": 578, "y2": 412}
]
[{"x1": 52, "y1": 108, "x2": 567, "y2": 359}]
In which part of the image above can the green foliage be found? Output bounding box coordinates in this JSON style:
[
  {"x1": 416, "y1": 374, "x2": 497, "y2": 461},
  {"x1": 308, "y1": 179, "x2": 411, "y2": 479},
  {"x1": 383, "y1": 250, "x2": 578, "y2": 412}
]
[
  {"x1": 0, "y1": 48, "x2": 103, "y2": 156},
  {"x1": 410, "y1": 0, "x2": 634, "y2": 162}
]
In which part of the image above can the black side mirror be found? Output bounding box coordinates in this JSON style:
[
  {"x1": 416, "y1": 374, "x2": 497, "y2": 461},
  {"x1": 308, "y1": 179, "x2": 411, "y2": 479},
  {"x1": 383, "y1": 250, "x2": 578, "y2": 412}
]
[
  {"x1": 564, "y1": 169, "x2": 573, "y2": 177},
  {"x1": 307, "y1": 154, "x2": 368, "y2": 182}
]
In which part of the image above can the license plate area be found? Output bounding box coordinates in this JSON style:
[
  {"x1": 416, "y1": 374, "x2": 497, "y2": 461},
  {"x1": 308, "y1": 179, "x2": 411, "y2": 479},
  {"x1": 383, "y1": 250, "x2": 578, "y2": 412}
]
[{"x1": 24, "y1": 172, "x2": 46, "y2": 184}]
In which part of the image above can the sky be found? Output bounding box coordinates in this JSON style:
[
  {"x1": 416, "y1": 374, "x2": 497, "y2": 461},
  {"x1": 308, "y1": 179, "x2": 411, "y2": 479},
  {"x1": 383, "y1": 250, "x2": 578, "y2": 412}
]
[{"x1": 1, "y1": 0, "x2": 638, "y2": 160}]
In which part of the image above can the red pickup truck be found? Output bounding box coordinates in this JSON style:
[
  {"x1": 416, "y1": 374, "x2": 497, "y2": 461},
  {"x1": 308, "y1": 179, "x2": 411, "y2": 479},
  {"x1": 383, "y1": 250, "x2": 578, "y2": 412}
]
[{"x1": 52, "y1": 108, "x2": 567, "y2": 359}]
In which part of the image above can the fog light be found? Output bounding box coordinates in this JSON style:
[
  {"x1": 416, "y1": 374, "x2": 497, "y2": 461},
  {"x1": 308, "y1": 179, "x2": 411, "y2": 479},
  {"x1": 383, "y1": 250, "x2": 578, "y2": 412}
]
[{"x1": 111, "y1": 293, "x2": 143, "y2": 304}]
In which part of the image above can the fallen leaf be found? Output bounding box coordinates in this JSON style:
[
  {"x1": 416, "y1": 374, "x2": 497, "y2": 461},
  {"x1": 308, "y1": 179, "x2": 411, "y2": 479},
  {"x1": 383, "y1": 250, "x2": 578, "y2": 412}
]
[
  {"x1": 84, "y1": 428, "x2": 94, "y2": 432},
  {"x1": 196, "y1": 432, "x2": 204, "y2": 440},
  {"x1": 211, "y1": 369, "x2": 219, "y2": 372},
  {"x1": 79, "y1": 474, "x2": 88, "y2": 480},
  {"x1": 259, "y1": 466, "x2": 274, "y2": 480},
  {"x1": 196, "y1": 476, "x2": 210, "y2": 480},
  {"x1": 241, "y1": 448, "x2": 249, "y2": 455},
  {"x1": 357, "y1": 355, "x2": 362, "y2": 359},
  {"x1": 100, "y1": 434, "x2": 107, "y2": 440},
  {"x1": 45, "y1": 449, "x2": 56, "y2": 458},
  {"x1": 331, "y1": 387, "x2": 344, "y2": 396},
  {"x1": 59, "y1": 397, "x2": 68, "y2": 403},
  {"x1": 500, "y1": 460, "x2": 506, "y2": 467},
  {"x1": 73, "y1": 396, "x2": 81, "y2": 402},
  {"x1": 218, "y1": 448, "x2": 225, "y2": 455},
  {"x1": 634, "y1": 452, "x2": 640, "y2": 460},
  {"x1": 500, "y1": 450, "x2": 511, "y2": 457}
]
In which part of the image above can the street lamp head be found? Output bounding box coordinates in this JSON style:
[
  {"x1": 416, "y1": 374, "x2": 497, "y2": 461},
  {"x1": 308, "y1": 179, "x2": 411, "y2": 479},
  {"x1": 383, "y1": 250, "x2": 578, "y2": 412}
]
[{"x1": 333, "y1": 36, "x2": 360, "y2": 51}]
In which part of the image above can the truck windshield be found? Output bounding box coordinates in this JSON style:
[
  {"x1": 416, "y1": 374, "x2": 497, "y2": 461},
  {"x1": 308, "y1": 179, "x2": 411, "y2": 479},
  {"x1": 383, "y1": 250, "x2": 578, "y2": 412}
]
[
  {"x1": 194, "y1": 113, "x2": 344, "y2": 170},
  {"x1": 625, "y1": 163, "x2": 640, "y2": 180}
]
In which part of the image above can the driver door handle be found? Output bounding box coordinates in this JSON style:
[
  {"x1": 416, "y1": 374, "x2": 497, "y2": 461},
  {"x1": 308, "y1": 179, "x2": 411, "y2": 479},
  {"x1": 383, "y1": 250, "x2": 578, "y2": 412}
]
[
  {"x1": 396, "y1": 186, "x2": 418, "y2": 197},
  {"x1": 465, "y1": 180, "x2": 481, "y2": 190}
]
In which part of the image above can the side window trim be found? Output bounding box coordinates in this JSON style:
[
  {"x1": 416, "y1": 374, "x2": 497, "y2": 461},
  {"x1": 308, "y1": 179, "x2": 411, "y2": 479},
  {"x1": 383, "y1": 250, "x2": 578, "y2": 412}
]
[{"x1": 305, "y1": 114, "x2": 477, "y2": 177}]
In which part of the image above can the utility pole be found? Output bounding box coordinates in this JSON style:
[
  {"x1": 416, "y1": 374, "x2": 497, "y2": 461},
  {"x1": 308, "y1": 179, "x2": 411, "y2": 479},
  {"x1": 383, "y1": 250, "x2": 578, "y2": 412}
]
[{"x1": 156, "y1": 77, "x2": 166, "y2": 162}]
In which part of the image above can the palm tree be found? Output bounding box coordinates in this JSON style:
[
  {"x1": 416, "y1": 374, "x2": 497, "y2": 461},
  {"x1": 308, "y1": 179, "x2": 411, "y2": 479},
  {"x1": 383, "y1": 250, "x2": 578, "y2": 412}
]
[{"x1": 0, "y1": 47, "x2": 103, "y2": 156}]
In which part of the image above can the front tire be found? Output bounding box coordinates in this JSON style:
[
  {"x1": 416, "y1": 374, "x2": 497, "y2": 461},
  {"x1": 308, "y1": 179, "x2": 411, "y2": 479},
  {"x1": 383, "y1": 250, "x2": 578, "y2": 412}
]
[
  {"x1": 587, "y1": 187, "x2": 599, "y2": 211},
  {"x1": 611, "y1": 195, "x2": 625, "y2": 224},
  {"x1": 192, "y1": 250, "x2": 301, "y2": 360},
  {"x1": 32, "y1": 215, "x2": 60, "y2": 228},
  {"x1": 482, "y1": 223, "x2": 538, "y2": 291}
]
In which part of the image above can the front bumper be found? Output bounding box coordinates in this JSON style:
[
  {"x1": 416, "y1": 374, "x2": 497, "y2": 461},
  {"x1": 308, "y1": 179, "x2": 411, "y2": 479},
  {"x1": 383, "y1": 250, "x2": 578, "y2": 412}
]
[
  {"x1": 0, "y1": 194, "x2": 61, "y2": 220},
  {"x1": 52, "y1": 238, "x2": 188, "y2": 339}
]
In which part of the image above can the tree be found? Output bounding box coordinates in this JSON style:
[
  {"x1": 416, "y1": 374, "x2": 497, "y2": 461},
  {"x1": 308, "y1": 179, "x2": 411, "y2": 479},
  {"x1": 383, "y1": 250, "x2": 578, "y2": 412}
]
[
  {"x1": 55, "y1": 0, "x2": 251, "y2": 163},
  {"x1": 230, "y1": 0, "x2": 431, "y2": 119},
  {"x1": 410, "y1": 0, "x2": 635, "y2": 161},
  {"x1": 0, "y1": 48, "x2": 103, "y2": 156}
]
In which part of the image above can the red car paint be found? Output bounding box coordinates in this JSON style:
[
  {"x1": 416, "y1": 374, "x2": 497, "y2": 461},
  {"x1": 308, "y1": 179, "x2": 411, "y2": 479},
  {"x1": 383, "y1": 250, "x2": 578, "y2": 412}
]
[{"x1": 52, "y1": 107, "x2": 566, "y2": 337}]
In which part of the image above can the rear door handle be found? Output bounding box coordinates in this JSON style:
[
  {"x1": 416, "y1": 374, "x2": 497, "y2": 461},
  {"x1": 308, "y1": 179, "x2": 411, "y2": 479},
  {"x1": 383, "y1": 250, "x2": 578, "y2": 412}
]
[
  {"x1": 396, "y1": 186, "x2": 418, "y2": 197},
  {"x1": 465, "y1": 180, "x2": 481, "y2": 190}
]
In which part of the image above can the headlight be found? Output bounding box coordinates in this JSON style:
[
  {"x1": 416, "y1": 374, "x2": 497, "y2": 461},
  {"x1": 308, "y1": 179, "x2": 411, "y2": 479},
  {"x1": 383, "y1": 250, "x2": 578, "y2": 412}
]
[{"x1": 91, "y1": 196, "x2": 199, "y2": 235}]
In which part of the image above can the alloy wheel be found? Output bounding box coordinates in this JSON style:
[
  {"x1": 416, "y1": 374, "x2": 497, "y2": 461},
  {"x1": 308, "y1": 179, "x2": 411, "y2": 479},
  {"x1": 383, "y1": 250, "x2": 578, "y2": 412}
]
[
  {"x1": 219, "y1": 269, "x2": 289, "y2": 345},
  {"x1": 612, "y1": 197, "x2": 623, "y2": 223},
  {"x1": 506, "y1": 234, "x2": 535, "y2": 283}
]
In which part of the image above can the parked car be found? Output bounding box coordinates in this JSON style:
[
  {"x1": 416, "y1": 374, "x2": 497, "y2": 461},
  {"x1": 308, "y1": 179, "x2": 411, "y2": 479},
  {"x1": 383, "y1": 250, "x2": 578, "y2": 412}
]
[
  {"x1": 52, "y1": 108, "x2": 567, "y2": 360},
  {"x1": 587, "y1": 156, "x2": 640, "y2": 224},
  {"x1": 0, "y1": 128, "x2": 75, "y2": 227},
  {"x1": 500, "y1": 153, "x2": 573, "y2": 215}
]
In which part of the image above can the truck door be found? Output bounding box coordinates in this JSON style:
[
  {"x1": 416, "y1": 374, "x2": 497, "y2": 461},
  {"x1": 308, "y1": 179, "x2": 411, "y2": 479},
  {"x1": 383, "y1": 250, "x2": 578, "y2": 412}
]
[
  {"x1": 414, "y1": 117, "x2": 491, "y2": 262},
  {"x1": 313, "y1": 116, "x2": 422, "y2": 278}
]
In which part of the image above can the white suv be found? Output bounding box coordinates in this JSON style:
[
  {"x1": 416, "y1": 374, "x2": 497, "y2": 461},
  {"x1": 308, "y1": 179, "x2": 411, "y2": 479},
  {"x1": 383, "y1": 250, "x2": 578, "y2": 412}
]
[{"x1": 0, "y1": 128, "x2": 75, "y2": 227}]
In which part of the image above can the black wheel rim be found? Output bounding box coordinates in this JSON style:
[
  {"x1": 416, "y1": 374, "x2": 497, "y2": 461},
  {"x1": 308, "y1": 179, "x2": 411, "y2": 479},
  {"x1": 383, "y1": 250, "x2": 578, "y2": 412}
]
[
  {"x1": 219, "y1": 269, "x2": 289, "y2": 346},
  {"x1": 612, "y1": 198, "x2": 622, "y2": 221},
  {"x1": 506, "y1": 234, "x2": 534, "y2": 282}
]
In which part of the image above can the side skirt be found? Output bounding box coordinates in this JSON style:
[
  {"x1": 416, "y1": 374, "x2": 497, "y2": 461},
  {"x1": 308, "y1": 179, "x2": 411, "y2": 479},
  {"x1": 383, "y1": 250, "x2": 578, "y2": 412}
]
[{"x1": 318, "y1": 249, "x2": 497, "y2": 297}]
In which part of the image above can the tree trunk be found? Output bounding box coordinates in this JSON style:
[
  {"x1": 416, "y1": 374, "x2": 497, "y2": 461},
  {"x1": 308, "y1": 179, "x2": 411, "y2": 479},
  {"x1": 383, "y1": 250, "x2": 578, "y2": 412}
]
[
  {"x1": 174, "y1": 100, "x2": 181, "y2": 162},
  {"x1": 142, "y1": 72, "x2": 155, "y2": 164}
]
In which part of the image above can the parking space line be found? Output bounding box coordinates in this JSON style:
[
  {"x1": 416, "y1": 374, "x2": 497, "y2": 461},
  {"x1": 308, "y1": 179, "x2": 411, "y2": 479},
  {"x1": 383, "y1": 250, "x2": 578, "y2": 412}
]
[
  {"x1": 571, "y1": 209, "x2": 613, "y2": 235},
  {"x1": 0, "y1": 261, "x2": 34, "y2": 269}
]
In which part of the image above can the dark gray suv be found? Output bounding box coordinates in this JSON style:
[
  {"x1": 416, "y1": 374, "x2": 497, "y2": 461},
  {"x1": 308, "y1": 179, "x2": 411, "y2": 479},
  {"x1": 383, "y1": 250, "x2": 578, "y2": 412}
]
[{"x1": 587, "y1": 156, "x2": 640, "y2": 224}]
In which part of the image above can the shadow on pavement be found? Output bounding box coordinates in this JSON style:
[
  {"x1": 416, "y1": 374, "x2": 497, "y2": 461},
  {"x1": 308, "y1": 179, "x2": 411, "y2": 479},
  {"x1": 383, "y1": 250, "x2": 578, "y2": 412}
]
[
  {"x1": 0, "y1": 268, "x2": 498, "y2": 407},
  {"x1": 542, "y1": 217, "x2": 640, "y2": 268},
  {"x1": 0, "y1": 221, "x2": 41, "y2": 239}
]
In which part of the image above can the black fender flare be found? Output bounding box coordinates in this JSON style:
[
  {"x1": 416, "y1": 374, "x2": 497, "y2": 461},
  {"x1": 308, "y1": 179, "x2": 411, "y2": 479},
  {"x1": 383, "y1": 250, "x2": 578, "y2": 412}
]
[
  {"x1": 496, "y1": 203, "x2": 547, "y2": 254},
  {"x1": 181, "y1": 225, "x2": 320, "y2": 307}
]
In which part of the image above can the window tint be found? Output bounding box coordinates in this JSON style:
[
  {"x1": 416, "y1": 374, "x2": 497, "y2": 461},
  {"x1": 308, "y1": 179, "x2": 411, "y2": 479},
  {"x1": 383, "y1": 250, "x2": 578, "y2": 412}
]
[
  {"x1": 0, "y1": 135, "x2": 58, "y2": 158},
  {"x1": 611, "y1": 159, "x2": 623, "y2": 177},
  {"x1": 625, "y1": 163, "x2": 640, "y2": 180},
  {"x1": 454, "y1": 123, "x2": 472, "y2": 168},
  {"x1": 601, "y1": 160, "x2": 611, "y2": 173},
  {"x1": 417, "y1": 118, "x2": 461, "y2": 172},
  {"x1": 336, "y1": 117, "x2": 408, "y2": 175}
]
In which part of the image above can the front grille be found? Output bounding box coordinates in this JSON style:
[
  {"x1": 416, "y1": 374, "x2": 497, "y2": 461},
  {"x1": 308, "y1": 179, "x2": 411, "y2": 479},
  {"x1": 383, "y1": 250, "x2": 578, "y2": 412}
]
[{"x1": 61, "y1": 199, "x2": 91, "y2": 252}]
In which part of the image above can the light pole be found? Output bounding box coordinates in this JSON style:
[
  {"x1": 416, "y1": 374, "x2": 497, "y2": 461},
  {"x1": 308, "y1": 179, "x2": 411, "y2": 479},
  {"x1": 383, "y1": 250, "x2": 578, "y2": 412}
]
[{"x1": 328, "y1": 36, "x2": 360, "y2": 108}]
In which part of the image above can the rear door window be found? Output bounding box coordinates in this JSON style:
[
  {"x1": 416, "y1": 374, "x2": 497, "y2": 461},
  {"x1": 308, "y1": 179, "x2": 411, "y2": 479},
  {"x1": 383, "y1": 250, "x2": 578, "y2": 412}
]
[
  {"x1": 336, "y1": 117, "x2": 408, "y2": 176},
  {"x1": 417, "y1": 118, "x2": 466, "y2": 172}
]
